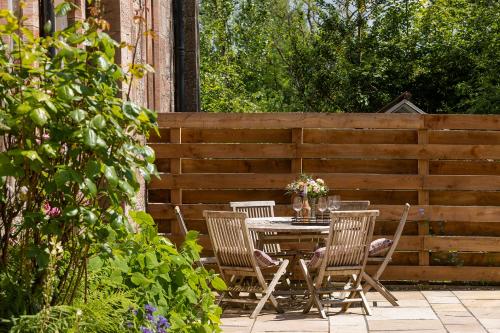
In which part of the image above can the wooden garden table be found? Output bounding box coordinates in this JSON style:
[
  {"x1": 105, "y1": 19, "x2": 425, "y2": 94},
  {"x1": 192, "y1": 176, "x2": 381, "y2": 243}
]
[{"x1": 246, "y1": 217, "x2": 330, "y2": 233}]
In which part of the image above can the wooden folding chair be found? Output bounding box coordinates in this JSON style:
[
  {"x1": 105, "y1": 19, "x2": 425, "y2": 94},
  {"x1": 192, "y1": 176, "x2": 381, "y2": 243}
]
[
  {"x1": 230, "y1": 201, "x2": 281, "y2": 253},
  {"x1": 204, "y1": 210, "x2": 289, "y2": 318},
  {"x1": 174, "y1": 206, "x2": 216, "y2": 266},
  {"x1": 362, "y1": 203, "x2": 410, "y2": 306},
  {"x1": 299, "y1": 210, "x2": 378, "y2": 318}
]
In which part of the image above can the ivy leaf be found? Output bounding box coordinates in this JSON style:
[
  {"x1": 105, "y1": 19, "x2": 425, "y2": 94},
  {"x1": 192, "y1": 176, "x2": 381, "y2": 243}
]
[{"x1": 211, "y1": 276, "x2": 227, "y2": 291}]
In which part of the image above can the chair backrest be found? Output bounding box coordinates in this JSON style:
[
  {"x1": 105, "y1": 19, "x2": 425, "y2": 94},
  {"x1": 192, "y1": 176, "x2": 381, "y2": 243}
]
[
  {"x1": 230, "y1": 201, "x2": 275, "y2": 218},
  {"x1": 374, "y1": 203, "x2": 410, "y2": 278},
  {"x1": 338, "y1": 201, "x2": 370, "y2": 211},
  {"x1": 174, "y1": 206, "x2": 188, "y2": 238},
  {"x1": 203, "y1": 210, "x2": 256, "y2": 268},
  {"x1": 322, "y1": 210, "x2": 378, "y2": 270}
]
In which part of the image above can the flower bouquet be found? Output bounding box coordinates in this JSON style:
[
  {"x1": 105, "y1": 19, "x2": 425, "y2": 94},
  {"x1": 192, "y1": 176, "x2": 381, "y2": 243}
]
[
  {"x1": 286, "y1": 174, "x2": 329, "y2": 220},
  {"x1": 286, "y1": 174, "x2": 329, "y2": 198}
]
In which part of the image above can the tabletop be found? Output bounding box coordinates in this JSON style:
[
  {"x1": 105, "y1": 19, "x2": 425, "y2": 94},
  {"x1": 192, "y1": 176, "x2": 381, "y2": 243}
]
[{"x1": 246, "y1": 217, "x2": 330, "y2": 233}]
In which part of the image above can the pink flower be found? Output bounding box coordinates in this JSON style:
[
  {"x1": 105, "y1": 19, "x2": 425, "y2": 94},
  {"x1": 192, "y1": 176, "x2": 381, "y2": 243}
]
[
  {"x1": 35, "y1": 133, "x2": 50, "y2": 145},
  {"x1": 43, "y1": 202, "x2": 61, "y2": 218}
]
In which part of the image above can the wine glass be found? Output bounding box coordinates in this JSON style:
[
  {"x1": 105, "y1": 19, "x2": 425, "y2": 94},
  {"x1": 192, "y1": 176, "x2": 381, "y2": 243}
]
[
  {"x1": 317, "y1": 197, "x2": 327, "y2": 221},
  {"x1": 292, "y1": 196, "x2": 303, "y2": 220},
  {"x1": 328, "y1": 195, "x2": 341, "y2": 213}
]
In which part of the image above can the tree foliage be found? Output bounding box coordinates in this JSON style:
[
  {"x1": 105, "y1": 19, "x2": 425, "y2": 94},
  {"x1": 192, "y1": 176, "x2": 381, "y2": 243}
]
[{"x1": 200, "y1": 0, "x2": 500, "y2": 113}]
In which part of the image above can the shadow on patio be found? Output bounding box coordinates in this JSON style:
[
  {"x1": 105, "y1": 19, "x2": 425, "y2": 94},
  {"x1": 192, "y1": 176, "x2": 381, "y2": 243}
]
[{"x1": 221, "y1": 287, "x2": 500, "y2": 333}]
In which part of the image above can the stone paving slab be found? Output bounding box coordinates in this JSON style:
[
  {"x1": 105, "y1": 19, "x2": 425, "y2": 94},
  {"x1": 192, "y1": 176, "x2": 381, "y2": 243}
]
[{"x1": 220, "y1": 288, "x2": 500, "y2": 332}]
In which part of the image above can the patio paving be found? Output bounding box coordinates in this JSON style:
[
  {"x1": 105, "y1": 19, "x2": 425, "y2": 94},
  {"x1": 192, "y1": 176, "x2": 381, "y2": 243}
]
[{"x1": 221, "y1": 287, "x2": 500, "y2": 332}]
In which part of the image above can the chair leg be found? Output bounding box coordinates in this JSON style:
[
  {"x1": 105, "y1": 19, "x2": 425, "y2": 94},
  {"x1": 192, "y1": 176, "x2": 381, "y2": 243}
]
[
  {"x1": 359, "y1": 289, "x2": 372, "y2": 316},
  {"x1": 299, "y1": 259, "x2": 315, "y2": 314},
  {"x1": 362, "y1": 272, "x2": 398, "y2": 306},
  {"x1": 341, "y1": 275, "x2": 358, "y2": 312},
  {"x1": 250, "y1": 260, "x2": 289, "y2": 319},
  {"x1": 299, "y1": 259, "x2": 326, "y2": 317}
]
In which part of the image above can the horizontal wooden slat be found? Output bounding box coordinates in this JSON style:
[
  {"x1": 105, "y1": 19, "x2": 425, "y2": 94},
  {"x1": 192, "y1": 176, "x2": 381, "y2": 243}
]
[
  {"x1": 150, "y1": 174, "x2": 422, "y2": 190},
  {"x1": 153, "y1": 143, "x2": 500, "y2": 160},
  {"x1": 430, "y1": 130, "x2": 500, "y2": 145},
  {"x1": 424, "y1": 115, "x2": 500, "y2": 130},
  {"x1": 157, "y1": 113, "x2": 425, "y2": 129},
  {"x1": 304, "y1": 129, "x2": 417, "y2": 144},
  {"x1": 182, "y1": 128, "x2": 291, "y2": 143},
  {"x1": 149, "y1": 203, "x2": 500, "y2": 223},
  {"x1": 151, "y1": 173, "x2": 500, "y2": 191},
  {"x1": 430, "y1": 191, "x2": 500, "y2": 206},
  {"x1": 425, "y1": 236, "x2": 500, "y2": 252},
  {"x1": 149, "y1": 128, "x2": 170, "y2": 143},
  {"x1": 182, "y1": 159, "x2": 291, "y2": 174},
  {"x1": 430, "y1": 160, "x2": 500, "y2": 175},
  {"x1": 424, "y1": 175, "x2": 500, "y2": 191},
  {"x1": 157, "y1": 113, "x2": 500, "y2": 130},
  {"x1": 304, "y1": 159, "x2": 417, "y2": 174},
  {"x1": 180, "y1": 189, "x2": 417, "y2": 205}
]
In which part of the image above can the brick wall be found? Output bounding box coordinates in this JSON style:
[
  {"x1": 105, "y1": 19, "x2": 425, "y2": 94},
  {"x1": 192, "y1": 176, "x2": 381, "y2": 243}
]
[{"x1": 0, "y1": 0, "x2": 177, "y2": 210}]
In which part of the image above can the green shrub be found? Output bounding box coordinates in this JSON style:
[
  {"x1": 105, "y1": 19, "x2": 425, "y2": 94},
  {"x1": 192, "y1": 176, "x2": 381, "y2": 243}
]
[{"x1": 0, "y1": 2, "x2": 223, "y2": 332}]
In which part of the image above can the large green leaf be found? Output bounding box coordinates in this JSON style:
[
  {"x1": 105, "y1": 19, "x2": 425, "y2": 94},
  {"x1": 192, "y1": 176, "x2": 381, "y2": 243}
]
[
  {"x1": 30, "y1": 108, "x2": 49, "y2": 126},
  {"x1": 103, "y1": 165, "x2": 118, "y2": 186},
  {"x1": 130, "y1": 272, "x2": 153, "y2": 287},
  {"x1": 83, "y1": 128, "x2": 97, "y2": 147},
  {"x1": 70, "y1": 109, "x2": 87, "y2": 123},
  {"x1": 91, "y1": 114, "x2": 106, "y2": 129},
  {"x1": 211, "y1": 276, "x2": 227, "y2": 291},
  {"x1": 57, "y1": 85, "x2": 75, "y2": 101},
  {"x1": 83, "y1": 178, "x2": 97, "y2": 196}
]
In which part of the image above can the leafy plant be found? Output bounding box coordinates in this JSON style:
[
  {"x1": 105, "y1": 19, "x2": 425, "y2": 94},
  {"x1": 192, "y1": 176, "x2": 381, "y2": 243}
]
[
  {"x1": 0, "y1": 0, "x2": 157, "y2": 317},
  {"x1": 90, "y1": 211, "x2": 225, "y2": 332}
]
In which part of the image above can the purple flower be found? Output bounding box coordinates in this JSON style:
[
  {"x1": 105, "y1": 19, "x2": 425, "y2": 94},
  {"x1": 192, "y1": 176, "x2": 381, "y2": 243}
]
[
  {"x1": 157, "y1": 315, "x2": 170, "y2": 329},
  {"x1": 140, "y1": 327, "x2": 153, "y2": 333},
  {"x1": 158, "y1": 329, "x2": 167, "y2": 333},
  {"x1": 126, "y1": 321, "x2": 133, "y2": 328},
  {"x1": 144, "y1": 304, "x2": 157, "y2": 314},
  {"x1": 146, "y1": 313, "x2": 154, "y2": 321}
]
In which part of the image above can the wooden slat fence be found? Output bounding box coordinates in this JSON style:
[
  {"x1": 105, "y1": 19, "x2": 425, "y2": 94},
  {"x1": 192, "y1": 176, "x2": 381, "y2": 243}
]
[{"x1": 148, "y1": 113, "x2": 500, "y2": 282}]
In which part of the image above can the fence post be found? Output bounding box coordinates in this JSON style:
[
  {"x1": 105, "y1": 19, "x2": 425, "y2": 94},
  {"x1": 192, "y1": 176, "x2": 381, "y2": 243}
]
[
  {"x1": 170, "y1": 128, "x2": 182, "y2": 239},
  {"x1": 418, "y1": 126, "x2": 430, "y2": 267}
]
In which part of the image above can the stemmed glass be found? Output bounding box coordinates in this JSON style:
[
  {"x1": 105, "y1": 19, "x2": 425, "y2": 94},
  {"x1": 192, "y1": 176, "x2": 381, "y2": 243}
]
[
  {"x1": 317, "y1": 197, "x2": 327, "y2": 221},
  {"x1": 292, "y1": 196, "x2": 303, "y2": 220},
  {"x1": 328, "y1": 195, "x2": 341, "y2": 213}
]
